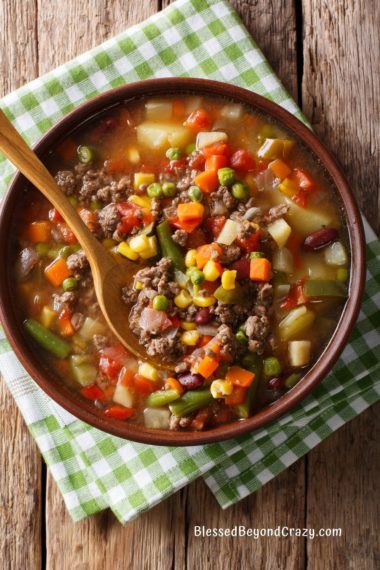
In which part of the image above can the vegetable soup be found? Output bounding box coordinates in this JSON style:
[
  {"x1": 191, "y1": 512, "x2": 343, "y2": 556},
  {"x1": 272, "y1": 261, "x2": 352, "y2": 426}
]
[{"x1": 13, "y1": 95, "x2": 349, "y2": 431}]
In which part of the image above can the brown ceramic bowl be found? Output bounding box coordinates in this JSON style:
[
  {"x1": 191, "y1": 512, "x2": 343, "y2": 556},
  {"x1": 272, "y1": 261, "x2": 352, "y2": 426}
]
[{"x1": 0, "y1": 78, "x2": 366, "y2": 445}]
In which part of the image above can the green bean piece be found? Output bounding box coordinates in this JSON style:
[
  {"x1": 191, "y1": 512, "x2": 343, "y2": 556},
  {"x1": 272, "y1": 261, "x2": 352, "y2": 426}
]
[
  {"x1": 169, "y1": 389, "x2": 212, "y2": 417},
  {"x1": 77, "y1": 145, "x2": 96, "y2": 164},
  {"x1": 147, "y1": 389, "x2": 180, "y2": 407},
  {"x1": 162, "y1": 182, "x2": 177, "y2": 197},
  {"x1": 156, "y1": 220, "x2": 186, "y2": 271},
  {"x1": 62, "y1": 277, "x2": 78, "y2": 292},
  {"x1": 263, "y1": 356, "x2": 282, "y2": 377},
  {"x1": 188, "y1": 185, "x2": 203, "y2": 202},
  {"x1": 231, "y1": 182, "x2": 249, "y2": 201},
  {"x1": 235, "y1": 330, "x2": 248, "y2": 344},
  {"x1": 24, "y1": 319, "x2": 71, "y2": 359},
  {"x1": 234, "y1": 353, "x2": 263, "y2": 418},
  {"x1": 303, "y1": 279, "x2": 347, "y2": 298},
  {"x1": 284, "y1": 373, "x2": 302, "y2": 388},
  {"x1": 217, "y1": 167, "x2": 236, "y2": 186},
  {"x1": 152, "y1": 294, "x2": 169, "y2": 311}
]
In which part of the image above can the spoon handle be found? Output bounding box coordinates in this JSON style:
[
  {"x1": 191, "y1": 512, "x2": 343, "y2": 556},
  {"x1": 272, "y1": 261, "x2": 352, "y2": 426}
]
[{"x1": 0, "y1": 108, "x2": 113, "y2": 271}]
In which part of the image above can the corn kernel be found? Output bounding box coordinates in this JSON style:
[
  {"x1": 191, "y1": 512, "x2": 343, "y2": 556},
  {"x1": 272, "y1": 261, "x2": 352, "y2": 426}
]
[
  {"x1": 221, "y1": 270, "x2": 237, "y2": 290},
  {"x1": 185, "y1": 249, "x2": 197, "y2": 268},
  {"x1": 180, "y1": 330, "x2": 201, "y2": 346},
  {"x1": 134, "y1": 280, "x2": 144, "y2": 290},
  {"x1": 138, "y1": 362, "x2": 159, "y2": 382},
  {"x1": 129, "y1": 234, "x2": 150, "y2": 253},
  {"x1": 174, "y1": 290, "x2": 192, "y2": 309},
  {"x1": 181, "y1": 321, "x2": 197, "y2": 331},
  {"x1": 279, "y1": 177, "x2": 298, "y2": 198},
  {"x1": 193, "y1": 295, "x2": 216, "y2": 307},
  {"x1": 118, "y1": 241, "x2": 139, "y2": 260},
  {"x1": 128, "y1": 194, "x2": 152, "y2": 209},
  {"x1": 39, "y1": 306, "x2": 57, "y2": 328},
  {"x1": 139, "y1": 236, "x2": 158, "y2": 259},
  {"x1": 126, "y1": 146, "x2": 140, "y2": 164},
  {"x1": 203, "y1": 260, "x2": 222, "y2": 282},
  {"x1": 134, "y1": 172, "x2": 155, "y2": 189},
  {"x1": 210, "y1": 379, "x2": 233, "y2": 399}
]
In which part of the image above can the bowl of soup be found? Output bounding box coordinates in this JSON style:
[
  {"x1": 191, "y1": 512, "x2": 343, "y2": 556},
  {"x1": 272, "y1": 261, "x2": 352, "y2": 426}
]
[{"x1": 0, "y1": 78, "x2": 365, "y2": 445}]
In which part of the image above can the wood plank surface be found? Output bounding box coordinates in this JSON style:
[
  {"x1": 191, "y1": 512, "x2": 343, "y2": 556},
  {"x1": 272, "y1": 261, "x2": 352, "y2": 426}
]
[{"x1": 0, "y1": 2, "x2": 42, "y2": 570}]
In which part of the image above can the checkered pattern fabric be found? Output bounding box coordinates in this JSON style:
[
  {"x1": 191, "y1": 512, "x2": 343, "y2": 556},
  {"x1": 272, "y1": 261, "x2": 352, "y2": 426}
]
[{"x1": 0, "y1": 0, "x2": 379, "y2": 523}]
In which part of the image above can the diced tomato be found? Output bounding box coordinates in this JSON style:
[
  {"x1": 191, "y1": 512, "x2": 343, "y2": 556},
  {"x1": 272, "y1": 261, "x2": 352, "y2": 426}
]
[
  {"x1": 58, "y1": 223, "x2": 78, "y2": 244},
  {"x1": 187, "y1": 228, "x2": 208, "y2": 249},
  {"x1": 203, "y1": 142, "x2": 229, "y2": 158},
  {"x1": 116, "y1": 203, "x2": 142, "y2": 234},
  {"x1": 184, "y1": 108, "x2": 211, "y2": 131},
  {"x1": 105, "y1": 157, "x2": 127, "y2": 174},
  {"x1": 231, "y1": 258, "x2": 251, "y2": 280},
  {"x1": 104, "y1": 405, "x2": 135, "y2": 420},
  {"x1": 230, "y1": 149, "x2": 255, "y2": 173},
  {"x1": 202, "y1": 280, "x2": 219, "y2": 294},
  {"x1": 205, "y1": 216, "x2": 226, "y2": 238},
  {"x1": 280, "y1": 279, "x2": 308, "y2": 310},
  {"x1": 293, "y1": 189, "x2": 309, "y2": 208},
  {"x1": 236, "y1": 228, "x2": 262, "y2": 252},
  {"x1": 81, "y1": 384, "x2": 105, "y2": 401},
  {"x1": 49, "y1": 208, "x2": 63, "y2": 223},
  {"x1": 133, "y1": 375, "x2": 155, "y2": 395},
  {"x1": 188, "y1": 152, "x2": 206, "y2": 170},
  {"x1": 170, "y1": 315, "x2": 181, "y2": 329},
  {"x1": 293, "y1": 168, "x2": 314, "y2": 189},
  {"x1": 99, "y1": 345, "x2": 131, "y2": 381}
]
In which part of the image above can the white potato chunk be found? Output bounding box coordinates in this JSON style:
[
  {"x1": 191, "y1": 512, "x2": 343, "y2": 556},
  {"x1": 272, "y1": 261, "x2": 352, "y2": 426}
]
[
  {"x1": 271, "y1": 193, "x2": 334, "y2": 235},
  {"x1": 324, "y1": 241, "x2": 348, "y2": 266},
  {"x1": 137, "y1": 121, "x2": 192, "y2": 149},
  {"x1": 144, "y1": 408, "x2": 171, "y2": 429},
  {"x1": 78, "y1": 317, "x2": 106, "y2": 341},
  {"x1": 185, "y1": 96, "x2": 203, "y2": 112},
  {"x1": 113, "y1": 382, "x2": 134, "y2": 408},
  {"x1": 288, "y1": 340, "x2": 311, "y2": 367},
  {"x1": 267, "y1": 218, "x2": 292, "y2": 248},
  {"x1": 196, "y1": 131, "x2": 228, "y2": 149},
  {"x1": 216, "y1": 219, "x2": 239, "y2": 245},
  {"x1": 220, "y1": 104, "x2": 243, "y2": 120},
  {"x1": 145, "y1": 99, "x2": 172, "y2": 120}
]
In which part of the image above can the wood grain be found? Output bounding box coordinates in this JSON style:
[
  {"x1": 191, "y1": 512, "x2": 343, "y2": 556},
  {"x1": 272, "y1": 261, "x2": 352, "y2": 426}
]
[
  {"x1": 302, "y1": 0, "x2": 380, "y2": 233},
  {"x1": 0, "y1": 2, "x2": 42, "y2": 570}
]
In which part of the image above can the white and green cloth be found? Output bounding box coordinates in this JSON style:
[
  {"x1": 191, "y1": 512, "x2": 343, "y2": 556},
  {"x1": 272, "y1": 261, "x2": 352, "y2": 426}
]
[{"x1": 0, "y1": 0, "x2": 379, "y2": 523}]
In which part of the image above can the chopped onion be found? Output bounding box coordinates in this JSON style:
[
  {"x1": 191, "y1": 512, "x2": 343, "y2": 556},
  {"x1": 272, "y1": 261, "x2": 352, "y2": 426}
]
[
  {"x1": 196, "y1": 325, "x2": 219, "y2": 336},
  {"x1": 254, "y1": 169, "x2": 277, "y2": 192},
  {"x1": 272, "y1": 248, "x2": 294, "y2": 274},
  {"x1": 220, "y1": 103, "x2": 243, "y2": 120},
  {"x1": 139, "y1": 307, "x2": 172, "y2": 332},
  {"x1": 174, "y1": 269, "x2": 189, "y2": 289},
  {"x1": 216, "y1": 219, "x2": 239, "y2": 245},
  {"x1": 196, "y1": 131, "x2": 227, "y2": 149},
  {"x1": 324, "y1": 241, "x2": 348, "y2": 266},
  {"x1": 243, "y1": 207, "x2": 262, "y2": 221},
  {"x1": 144, "y1": 408, "x2": 171, "y2": 429}
]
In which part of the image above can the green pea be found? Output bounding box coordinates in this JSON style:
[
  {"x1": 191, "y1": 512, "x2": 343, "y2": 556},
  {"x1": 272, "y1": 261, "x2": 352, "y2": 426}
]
[
  {"x1": 90, "y1": 200, "x2": 102, "y2": 210},
  {"x1": 232, "y1": 182, "x2": 249, "y2": 200},
  {"x1": 186, "y1": 267, "x2": 205, "y2": 285},
  {"x1": 188, "y1": 185, "x2": 203, "y2": 202},
  {"x1": 147, "y1": 183, "x2": 163, "y2": 198},
  {"x1": 35, "y1": 243, "x2": 50, "y2": 256},
  {"x1": 68, "y1": 196, "x2": 78, "y2": 207},
  {"x1": 263, "y1": 356, "x2": 282, "y2": 378},
  {"x1": 165, "y1": 147, "x2": 181, "y2": 160},
  {"x1": 152, "y1": 294, "x2": 169, "y2": 311},
  {"x1": 77, "y1": 145, "x2": 96, "y2": 164},
  {"x1": 62, "y1": 277, "x2": 78, "y2": 292},
  {"x1": 162, "y1": 182, "x2": 177, "y2": 197},
  {"x1": 217, "y1": 167, "x2": 236, "y2": 187},
  {"x1": 235, "y1": 330, "x2": 248, "y2": 344},
  {"x1": 250, "y1": 251, "x2": 265, "y2": 259},
  {"x1": 185, "y1": 143, "x2": 196, "y2": 155}
]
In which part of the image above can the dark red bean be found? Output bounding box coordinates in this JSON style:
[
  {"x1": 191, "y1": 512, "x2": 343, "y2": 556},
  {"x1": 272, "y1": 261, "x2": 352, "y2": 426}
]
[
  {"x1": 195, "y1": 308, "x2": 211, "y2": 325},
  {"x1": 177, "y1": 373, "x2": 204, "y2": 391},
  {"x1": 268, "y1": 377, "x2": 285, "y2": 391},
  {"x1": 303, "y1": 227, "x2": 339, "y2": 252},
  {"x1": 103, "y1": 117, "x2": 118, "y2": 130},
  {"x1": 231, "y1": 258, "x2": 250, "y2": 280}
]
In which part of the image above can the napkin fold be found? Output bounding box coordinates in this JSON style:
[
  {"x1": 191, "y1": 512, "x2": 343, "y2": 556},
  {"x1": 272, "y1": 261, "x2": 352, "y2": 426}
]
[{"x1": 1, "y1": 0, "x2": 379, "y2": 523}]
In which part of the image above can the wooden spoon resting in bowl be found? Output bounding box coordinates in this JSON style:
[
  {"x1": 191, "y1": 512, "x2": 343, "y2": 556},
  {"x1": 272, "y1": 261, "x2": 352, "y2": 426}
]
[{"x1": 0, "y1": 109, "x2": 173, "y2": 370}]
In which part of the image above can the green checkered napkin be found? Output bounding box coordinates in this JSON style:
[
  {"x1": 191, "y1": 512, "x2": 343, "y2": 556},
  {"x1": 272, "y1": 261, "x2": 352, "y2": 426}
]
[{"x1": 0, "y1": 0, "x2": 379, "y2": 523}]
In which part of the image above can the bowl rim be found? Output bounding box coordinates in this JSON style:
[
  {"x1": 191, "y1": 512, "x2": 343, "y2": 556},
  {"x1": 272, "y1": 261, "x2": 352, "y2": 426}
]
[{"x1": 0, "y1": 77, "x2": 366, "y2": 446}]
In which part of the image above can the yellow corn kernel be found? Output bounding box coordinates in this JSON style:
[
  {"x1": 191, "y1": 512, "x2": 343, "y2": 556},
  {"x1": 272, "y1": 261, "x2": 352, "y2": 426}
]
[
  {"x1": 39, "y1": 306, "x2": 57, "y2": 328},
  {"x1": 139, "y1": 236, "x2": 158, "y2": 259},
  {"x1": 210, "y1": 379, "x2": 233, "y2": 399},
  {"x1": 138, "y1": 362, "x2": 159, "y2": 382},
  {"x1": 126, "y1": 146, "x2": 140, "y2": 164},
  {"x1": 193, "y1": 295, "x2": 216, "y2": 307},
  {"x1": 118, "y1": 241, "x2": 139, "y2": 261},
  {"x1": 181, "y1": 321, "x2": 197, "y2": 331},
  {"x1": 129, "y1": 234, "x2": 150, "y2": 253},
  {"x1": 221, "y1": 270, "x2": 237, "y2": 290},
  {"x1": 174, "y1": 290, "x2": 192, "y2": 309},
  {"x1": 279, "y1": 177, "x2": 298, "y2": 198},
  {"x1": 128, "y1": 194, "x2": 152, "y2": 209},
  {"x1": 134, "y1": 172, "x2": 155, "y2": 189},
  {"x1": 134, "y1": 280, "x2": 144, "y2": 290},
  {"x1": 180, "y1": 330, "x2": 201, "y2": 346},
  {"x1": 185, "y1": 249, "x2": 197, "y2": 268},
  {"x1": 203, "y1": 260, "x2": 222, "y2": 282}
]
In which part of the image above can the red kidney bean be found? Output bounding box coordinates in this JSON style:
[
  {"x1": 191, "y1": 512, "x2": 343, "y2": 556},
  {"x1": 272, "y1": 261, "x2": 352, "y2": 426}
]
[
  {"x1": 268, "y1": 377, "x2": 285, "y2": 391},
  {"x1": 303, "y1": 227, "x2": 339, "y2": 252},
  {"x1": 177, "y1": 373, "x2": 204, "y2": 391},
  {"x1": 195, "y1": 308, "x2": 211, "y2": 325},
  {"x1": 103, "y1": 116, "x2": 118, "y2": 130}
]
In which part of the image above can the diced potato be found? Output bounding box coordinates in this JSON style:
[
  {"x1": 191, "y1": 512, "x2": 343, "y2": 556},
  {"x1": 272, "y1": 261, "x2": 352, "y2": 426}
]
[
  {"x1": 185, "y1": 96, "x2": 203, "y2": 112},
  {"x1": 220, "y1": 104, "x2": 243, "y2": 120},
  {"x1": 113, "y1": 382, "x2": 134, "y2": 408},
  {"x1": 278, "y1": 306, "x2": 315, "y2": 341},
  {"x1": 79, "y1": 317, "x2": 106, "y2": 341},
  {"x1": 272, "y1": 247, "x2": 294, "y2": 274},
  {"x1": 39, "y1": 306, "x2": 57, "y2": 328},
  {"x1": 288, "y1": 340, "x2": 311, "y2": 367},
  {"x1": 145, "y1": 99, "x2": 173, "y2": 120},
  {"x1": 196, "y1": 131, "x2": 228, "y2": 149},
  {"x1": 144, "y1": 408, "x2": 171, "y2": 429},
  {"x1": 216, "y1": 219, "x2": 239, "y2": 245},
  {"x1": 271, "y1": 193, "x2": 334, "y2": 235},
  {"x1": 257, "y1": 138, "x2": 295, "y2": 160},
  {"x1": 70, "y1": 355, "x2": 97, "y2": 386},
  {"x1": 137, "y1": 121, "x2": 192, "y2": 149},
  {"x1": 324, "y1": 241, "x2": 348, "y2": 266},
  {"x1": 267, "y1": 218, "x2": 292, "y2": 248},
  {"x1": 134, "y1": 172, "x2": 155, "y2": 189}
]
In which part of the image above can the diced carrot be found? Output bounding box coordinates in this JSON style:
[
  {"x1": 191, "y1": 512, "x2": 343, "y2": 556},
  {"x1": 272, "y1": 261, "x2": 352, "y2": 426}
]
[
  {"x1": 195, "y1": 243, "x2": 223, "y2": 269},
  {"x1": 81, "y1": 383, "x2": 105, "y2": 401},
  {"x1": 249, "y1": 258, "x2": 272, "y2": 282},
  {"x1": 176, "y1": 219, "x2": 203, "y2": 233},
  {"x1": 225, "y1": 386, "x2": 247, "y2": 406},
  {"x1": 269, "y1": 159, "x2": 292, "y2": 181},
  {"x1": 205, "y1": 154, "x2": 228, "y2": 171},
  {"x1": 194, "y1": 170, "x2": 219, "y2": 193},
  {"x1": 203, "y1": 142, "x2": 229, "y2": 158},
  {"x1": 105, "y1": 157, "x2": 128, "y2": 174},
  {"x1": 27, "y1": 221, "x2": 51, "y2": 243},
  {"x1": 177, "y1": 202, "x2": 205, "y2": 223},
  {"x1": 44, "y1": 257, "x2": 72, "y2": 287},
  {"x1": 195, "y1": 355, "x2": 219, "y2": 379},
  {"x1": 57, "y1": 138, "x2": 77, "y2": 161},
  {"x1": 172, "y1": 99, "x2": 186, "y2": 119},
  {"x1": 57, "y1": 313, "x2": 75, "y2": 337},
  {"x1": 165, "y1": 377, "x2": 184, "y2": 395},
  {"x1": 134, "y1": 374, "x2": 156, "y2": 395},
  {"x1": 226, "y1": 366, "x2": 255, "y2": 388},
  {"x1": 183, "y1": 108, "x2": 211, "y2": 131}
]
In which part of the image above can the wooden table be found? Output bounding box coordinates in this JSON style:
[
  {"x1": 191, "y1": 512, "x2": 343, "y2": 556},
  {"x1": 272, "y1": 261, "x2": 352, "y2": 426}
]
[{"x1": 1, "y1": 1, "x2": 379, "y2": 568}]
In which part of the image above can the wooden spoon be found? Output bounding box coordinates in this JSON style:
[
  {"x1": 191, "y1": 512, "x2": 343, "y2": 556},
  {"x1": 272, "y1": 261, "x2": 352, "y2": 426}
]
[{"x1": 0, "y1": 109, "x2": 173, "y2": 370}]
